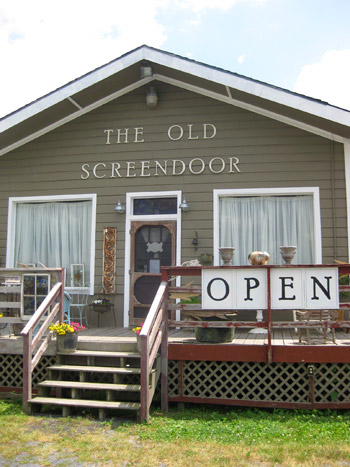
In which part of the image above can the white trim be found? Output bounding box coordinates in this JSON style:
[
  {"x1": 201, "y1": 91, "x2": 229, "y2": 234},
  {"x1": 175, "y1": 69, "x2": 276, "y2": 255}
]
[
  {"x1": 0, "y1": 77, "x2": 154, "y2": 157},
  {"x1": 154, "y1": 74, "x2": 349, "y2": 144},
  {"x1": 2, "y1": 46, "x2": 350, "y2": 157},
  {"x1": 2, "y1": 46, "x2": 350, "y2": 132},
  {"x1": 2, "y1": 72, "x2": 349, "y2": 158},
  {"x1": 123, "y1": 190, "x2": 182, "y2": 327},
  {"x1": 344, "y1": 142, "x2": 350, "y2": 261},
  {"x1": 6, "y1": 193, "x2": 96, "y2": 294},
  {"x1": 213, "y1": 187, "x2": 322, "y2": 265}
]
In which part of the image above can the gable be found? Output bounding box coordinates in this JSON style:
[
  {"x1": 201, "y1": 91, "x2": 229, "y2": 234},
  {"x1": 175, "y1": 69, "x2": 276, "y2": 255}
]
[{"x1": 1, "y1": 45, "x2": 350, "y2": 157}]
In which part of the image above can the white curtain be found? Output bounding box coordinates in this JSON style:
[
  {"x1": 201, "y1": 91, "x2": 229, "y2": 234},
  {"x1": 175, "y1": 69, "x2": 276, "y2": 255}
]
[
  {"x1": 13, "y1": 201, "x2": 92, "y2": 284},
  {"x1": 219, "y1": 195, "x2": 315, "y2": 265}
]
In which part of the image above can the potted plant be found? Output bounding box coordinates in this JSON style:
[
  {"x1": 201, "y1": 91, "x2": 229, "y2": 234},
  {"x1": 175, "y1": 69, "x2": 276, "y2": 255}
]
[{"x1": 49, "y1": 321, "x2": 86, "y2": 353}]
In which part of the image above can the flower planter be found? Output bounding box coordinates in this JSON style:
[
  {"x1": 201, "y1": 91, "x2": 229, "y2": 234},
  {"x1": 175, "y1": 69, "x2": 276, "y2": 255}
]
[
  {"x1": 194, "y1": 316, "x2": 235, "y2": 343},
  {"x1": 56, "y1": 332, "x2": 78, "y2": 353},
  {"x1": 90, "y1": 304, "x2": 112, "y2": 313}
]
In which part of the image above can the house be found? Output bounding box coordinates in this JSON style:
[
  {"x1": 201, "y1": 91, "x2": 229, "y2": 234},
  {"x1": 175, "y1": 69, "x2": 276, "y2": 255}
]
[
  {"x1": 1, "y1": 44, "x2": 350, "y2": 329},
  {"x1": 2, "y1": 45, "x2": 350, "y2": 417}
]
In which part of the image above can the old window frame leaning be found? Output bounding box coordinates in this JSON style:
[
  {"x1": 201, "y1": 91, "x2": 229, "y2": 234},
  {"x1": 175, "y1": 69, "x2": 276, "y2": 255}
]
[
  {"x1": 6, "y1": 194, "x2": 97, "y2": 294},
  {"x1": 213, "y1": 187, "x2": 322, "y2": 266}
]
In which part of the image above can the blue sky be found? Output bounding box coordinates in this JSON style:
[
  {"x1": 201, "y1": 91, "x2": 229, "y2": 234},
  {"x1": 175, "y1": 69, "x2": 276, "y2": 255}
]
[{"x1": 1, "y1": 0, "x2": 350, "y2": 118}]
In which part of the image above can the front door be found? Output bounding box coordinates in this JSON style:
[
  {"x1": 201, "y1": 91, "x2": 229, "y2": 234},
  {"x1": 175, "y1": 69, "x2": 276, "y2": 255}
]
[{"x1": 129, "y1": 221, "x2": 176, "y2": 325}]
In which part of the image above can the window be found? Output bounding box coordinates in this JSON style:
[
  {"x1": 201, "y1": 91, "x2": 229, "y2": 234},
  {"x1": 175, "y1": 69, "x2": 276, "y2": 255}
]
[
  {"x1": 214, "y1": 188, "x2": 321, "y2": 265},
  {"x1": 7, "y1": 194, "x2": 96, "y2": 292}
]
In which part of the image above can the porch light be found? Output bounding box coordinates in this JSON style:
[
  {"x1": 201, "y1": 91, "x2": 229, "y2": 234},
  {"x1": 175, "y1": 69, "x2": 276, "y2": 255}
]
[
  {"x1": 140, "y1": 62, "x2": 153, "y2": 78},
  {"x1": 179, "y1": 198, "x2": 190, "y2": 212},
  {"x1": 146, "y1": 87, "x2": 158, "y2": 107},
  {"x1": 114, "y1": 199, "x2": 126, "y2": 214}
]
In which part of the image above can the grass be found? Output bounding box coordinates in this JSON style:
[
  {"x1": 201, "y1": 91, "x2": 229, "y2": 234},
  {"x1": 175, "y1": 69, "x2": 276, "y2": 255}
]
[{"x1": 1, "y1": 398, "x2": 350, "y2": 466}]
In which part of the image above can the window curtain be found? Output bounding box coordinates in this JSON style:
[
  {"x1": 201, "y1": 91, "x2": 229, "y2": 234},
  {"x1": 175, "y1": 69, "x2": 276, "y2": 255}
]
[
  {"x1": 219, "y1": 195, "x2": 315, "y2": 265},
  {"x1": 13, "y1": 201, "x2": 92, "y2": 285}
]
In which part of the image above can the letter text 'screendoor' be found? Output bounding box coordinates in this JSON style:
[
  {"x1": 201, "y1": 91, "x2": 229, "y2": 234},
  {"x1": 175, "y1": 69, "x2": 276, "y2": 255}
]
[{"x1": 129, "y1": 221, "x2": 176, "y2": 325}]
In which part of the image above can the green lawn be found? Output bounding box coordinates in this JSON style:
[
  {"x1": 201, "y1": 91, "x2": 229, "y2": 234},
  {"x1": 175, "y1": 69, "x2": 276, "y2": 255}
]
[{"x1": 1, "y1": 398, "x2": 350, "y2": 466}]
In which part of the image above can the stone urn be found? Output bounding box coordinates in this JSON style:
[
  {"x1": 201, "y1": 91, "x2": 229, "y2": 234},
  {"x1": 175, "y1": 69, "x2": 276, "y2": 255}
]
[
  {"x1": 248, "y1": 251, "x2": 270, "y2": 265},
  {"x1": 219, "y1": 247, "x2": 235, "y2": 265},
  {"x1": 280, "y1": 246, "x2": 297, "y2": 264}
]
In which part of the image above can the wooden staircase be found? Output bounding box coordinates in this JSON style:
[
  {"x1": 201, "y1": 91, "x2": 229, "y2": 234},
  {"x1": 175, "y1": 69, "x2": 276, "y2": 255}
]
[{"x1": 28, "y1": 344, "x2": 161, "y2": 421}]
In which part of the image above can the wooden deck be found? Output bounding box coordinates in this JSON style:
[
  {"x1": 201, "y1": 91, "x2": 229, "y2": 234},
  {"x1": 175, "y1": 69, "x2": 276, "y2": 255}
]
[{"x1": 78, "y1": 326, "x2": 350, "y2": 346}]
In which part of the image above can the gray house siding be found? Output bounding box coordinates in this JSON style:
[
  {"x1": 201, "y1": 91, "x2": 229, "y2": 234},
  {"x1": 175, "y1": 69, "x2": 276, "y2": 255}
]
[{"x1": 0, "y1": 82, "x2": 347, "y2": 325}]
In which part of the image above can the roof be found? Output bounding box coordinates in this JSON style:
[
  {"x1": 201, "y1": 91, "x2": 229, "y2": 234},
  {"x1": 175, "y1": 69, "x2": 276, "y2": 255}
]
[{"x1": 1, "y1": 44, "x2": 350, "y2": 156}]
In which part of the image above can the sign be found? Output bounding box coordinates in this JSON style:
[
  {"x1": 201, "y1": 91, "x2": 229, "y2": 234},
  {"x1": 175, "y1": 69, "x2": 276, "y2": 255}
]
[{"x1": 202, "y1": 267, "x2": 339, "y2": 310}]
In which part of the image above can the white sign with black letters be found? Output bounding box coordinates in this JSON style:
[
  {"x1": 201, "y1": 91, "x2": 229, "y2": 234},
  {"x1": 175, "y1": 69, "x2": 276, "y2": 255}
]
[{"x1": 202, "y1": 267, "x2": 339, "y2": 310}]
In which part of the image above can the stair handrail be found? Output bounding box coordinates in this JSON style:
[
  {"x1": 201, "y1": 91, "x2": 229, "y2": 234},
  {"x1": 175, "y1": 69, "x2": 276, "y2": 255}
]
[
  {"x1": 21, "y1": 268, "x2": 65, "y2": 413},
  {"x1": 139, "y1": 280, "x2": 168, "y2": 423}
]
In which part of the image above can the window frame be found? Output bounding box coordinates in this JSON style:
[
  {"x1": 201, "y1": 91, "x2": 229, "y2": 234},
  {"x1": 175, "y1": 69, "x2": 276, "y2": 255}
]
[
  {"x1": 213, "y1": 187, "x2": 322, "y2": 266},
  {"x1": 6, "y1": 193, "x2": 97, "y2": 294}
]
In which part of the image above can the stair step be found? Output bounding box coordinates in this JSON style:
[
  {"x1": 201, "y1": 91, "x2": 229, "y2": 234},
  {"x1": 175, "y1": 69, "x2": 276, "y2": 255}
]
[
  {"x1": 58, "y1": 350, "x2": 140, "y2": 358},
  {"x1": 47, "y1": 364, "x2": 143, "y2": 374},
  {"x1": 29, "y1": 397, "x2": 140, "y2": 411},
  {"x1": 38, "y1": 380, "x2": 141, "y2": 392}
]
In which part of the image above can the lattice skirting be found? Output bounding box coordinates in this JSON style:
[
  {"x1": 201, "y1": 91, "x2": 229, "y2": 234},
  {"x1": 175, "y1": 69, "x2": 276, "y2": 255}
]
[
  {"x1": 0, "y1": 354, "x2": 55, "y2": 389},
  {"x1": 168, "y1": 360, "x2": 350, "y2": 404},
  {"x1": 1, "y1": 355, "x2": 350, "y2": 406}
]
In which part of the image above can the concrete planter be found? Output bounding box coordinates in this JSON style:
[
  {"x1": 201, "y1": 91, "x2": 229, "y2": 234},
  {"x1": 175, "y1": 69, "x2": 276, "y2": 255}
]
[{"x1": 56, "y1": 332, "x2": 78, "y2": 353}]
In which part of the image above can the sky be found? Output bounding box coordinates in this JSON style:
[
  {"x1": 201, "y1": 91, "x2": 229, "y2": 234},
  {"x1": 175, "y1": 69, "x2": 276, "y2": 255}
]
[{"x1": 1, "y1": 0, "x2": 350, "y2": 119}]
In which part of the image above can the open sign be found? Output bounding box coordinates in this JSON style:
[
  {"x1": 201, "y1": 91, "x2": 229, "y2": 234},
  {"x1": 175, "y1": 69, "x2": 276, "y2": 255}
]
[{"x1": 202, "y1": 267, "x2": 339, "y2": 310}]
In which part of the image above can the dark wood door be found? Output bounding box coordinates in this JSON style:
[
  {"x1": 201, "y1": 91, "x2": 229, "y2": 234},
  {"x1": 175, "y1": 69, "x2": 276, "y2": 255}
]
[{"x1": 129, "y1": 221, "x2": 176, "y2": 325}]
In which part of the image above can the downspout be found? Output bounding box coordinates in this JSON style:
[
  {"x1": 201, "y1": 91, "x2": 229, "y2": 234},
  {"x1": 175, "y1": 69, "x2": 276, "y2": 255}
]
[{"x1": 344, "y1": 141, "x2": 350, "y2": 261}]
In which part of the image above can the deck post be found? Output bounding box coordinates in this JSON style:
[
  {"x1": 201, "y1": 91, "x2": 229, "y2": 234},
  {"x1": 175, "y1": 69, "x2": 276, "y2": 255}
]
[
  {"x1": 161, "y1": 271, "x2": 169, "y2": 414},
  {"x1": 267, "y1": 267, "x2": 273, "y2": 364},
  {"x1": 22, "y1": 330, "x2": 32, "y2": 413},
  {"x1": 59, "y1": 268, "x2": 65, "y2": 323},
  {"x1": 140, "y1": 334, "x2": 150, "y2": 422}
]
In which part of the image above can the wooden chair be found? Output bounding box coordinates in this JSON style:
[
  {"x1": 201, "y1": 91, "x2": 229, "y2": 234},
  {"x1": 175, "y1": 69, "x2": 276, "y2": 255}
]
[{"x1": 295, "y1": 310, "x2": 338, "y2": 344}]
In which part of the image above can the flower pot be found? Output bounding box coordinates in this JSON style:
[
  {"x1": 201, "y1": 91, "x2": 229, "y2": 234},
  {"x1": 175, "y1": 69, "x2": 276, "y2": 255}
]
[{"x1": 56, "y1": 332, "x2": 78, "y2": 353}]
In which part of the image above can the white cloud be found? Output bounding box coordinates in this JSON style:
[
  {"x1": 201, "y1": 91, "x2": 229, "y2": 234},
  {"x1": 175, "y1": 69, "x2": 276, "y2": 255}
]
[
  {"x1": 0, "y1": 0, "x2": 169, "y2": 117},
  {"x1": 176, "y1": 0, "x2": 248, "y2": 12},
  {"x1": 294, "y1": 50, "x2": 350, "y2": 111}
]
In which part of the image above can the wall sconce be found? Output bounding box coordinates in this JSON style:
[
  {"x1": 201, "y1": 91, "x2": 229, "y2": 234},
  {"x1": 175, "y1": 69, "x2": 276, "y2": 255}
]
[
  {"x1": 140, "y1": 62, "x2": 153, "y2": 78},
  {"x1": 179, "y1": 198, "x2": 190, "y2": 212},
  {"x1": 114, "y1": 199, "x2": 126, "y2": 214},
  {"x1": 146, "y1": 87, "x2": 158, "y2": 107}
]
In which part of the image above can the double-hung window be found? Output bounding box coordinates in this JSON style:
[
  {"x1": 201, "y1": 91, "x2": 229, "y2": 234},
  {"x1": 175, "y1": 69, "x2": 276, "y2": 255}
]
[
  {"x1": 214, "y1": 188, "x2": 322, "y2": 265},
  {"x1": 6, "y1": 194, "x2": 96, "y2": 292}
]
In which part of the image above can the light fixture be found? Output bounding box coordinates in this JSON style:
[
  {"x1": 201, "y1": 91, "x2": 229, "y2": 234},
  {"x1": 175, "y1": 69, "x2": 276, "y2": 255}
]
[
  {"x1": 179, "y1": 198, "x2": 190, "y2": 212},
  {"x1": 140, "y1": 62, "x2": 153, "y2": 78},
  {"x1": 114, "y1": 199, "x2": 126, "y2": 214},
  {"x1": 146, "y1": 87, "x2": 158, "y2": 107}
]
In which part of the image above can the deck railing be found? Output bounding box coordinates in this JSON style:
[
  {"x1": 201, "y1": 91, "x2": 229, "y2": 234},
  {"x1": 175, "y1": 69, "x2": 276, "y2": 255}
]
[
  {"x1": 141, "y1": 263, "x2": 350, "y2": 416},
  {"x1": 19, "y1": 269, "x2": 65, "y2": 413},
  {"x1": 139, "y1": 281, "x2": 168, "y2": 423}
]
